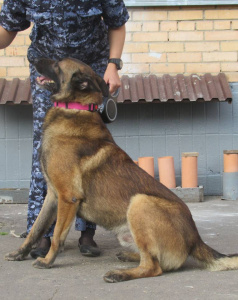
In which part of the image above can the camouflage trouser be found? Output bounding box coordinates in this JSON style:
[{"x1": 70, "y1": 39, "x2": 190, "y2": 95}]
[{"x1": 27, "y1": 62, "x2": 106, "y2": 237}]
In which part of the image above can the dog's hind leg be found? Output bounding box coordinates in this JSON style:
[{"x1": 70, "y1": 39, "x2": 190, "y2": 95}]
[
  {"x1": 104, "y1": 249, "x2": 162, "y2": 283},
  {"x1": 105, "y1": 229, "x2": 162, "y2": 282},
  {"x1": 104, "y1": 195, "x2": 165, "y2": 283},
  {"x1": 33, "y1": 195, "x2": 79, "y2": 269},
  {"x1": 116, "y1": 251, "x2": 140, "y2": 262},
  {"x1": 115, "y1": 227, "x2": 140, "y2": 262},
  {"x1": 5, "y1": 188, "x2": 57, "y2": 261}
]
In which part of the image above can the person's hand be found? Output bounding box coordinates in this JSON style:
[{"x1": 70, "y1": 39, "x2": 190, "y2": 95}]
[{"x1": 103, "y1": 63, "x2": 121, "y2": 95}]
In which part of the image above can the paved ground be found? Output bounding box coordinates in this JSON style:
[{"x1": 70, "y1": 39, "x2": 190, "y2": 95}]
[{"x1": 1, "y1": 197, "x2": 238, "y2": 300}]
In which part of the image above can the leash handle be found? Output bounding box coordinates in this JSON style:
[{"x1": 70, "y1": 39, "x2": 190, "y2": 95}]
[{"x1": 99, "y1": 88, "x2": 119, "y2": 123}]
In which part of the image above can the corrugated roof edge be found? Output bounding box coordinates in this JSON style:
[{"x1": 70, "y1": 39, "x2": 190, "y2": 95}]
[
  {"x1": 117, "y1": 73, "x2": 232, "y2": 103},
  {"x1": 0, "y1": 73, "x2": 232, "y2": 105},
  {"x1": 0, "y1": 78, "x2": 32, "y2": 105}
]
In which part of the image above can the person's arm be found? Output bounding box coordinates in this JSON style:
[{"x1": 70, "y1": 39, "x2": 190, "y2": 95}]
[
  {"x1": 0, "y1": 26, "x2": 17, "y2": 49},
  {"x1": 103, "y1": 24, "x2": 126, "y2": 94}
]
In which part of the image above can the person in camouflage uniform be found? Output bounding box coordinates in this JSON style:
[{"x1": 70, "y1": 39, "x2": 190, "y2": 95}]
[{"x1": 0, "y1": 0, "x2": 129, "y2": 258}]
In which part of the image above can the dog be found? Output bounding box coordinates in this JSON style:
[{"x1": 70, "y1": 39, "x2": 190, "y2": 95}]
[{"x1": 5, "y1": 58, "x2": 238, "y2": 282}]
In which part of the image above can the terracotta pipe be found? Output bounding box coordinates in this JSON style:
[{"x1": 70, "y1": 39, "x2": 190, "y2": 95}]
[
  {"x1": 223, "y1": 150, "x2": 238, "y2": 173},
  {"x1": 138, "y1": 157, "x2": 154, "y2": 177},
  {"x1": 223, "y1": 150, "x2": 238, "y2": 200},
  {"x1": 158, "y1": 156, "x2": 176, "y2": 188},
  {"x1": 181, "y1": 152, "x2": 198, "y2": 188}
]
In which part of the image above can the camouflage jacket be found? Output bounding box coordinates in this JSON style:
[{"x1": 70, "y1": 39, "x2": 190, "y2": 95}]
[{"x1": 0, "y1": 0, "x2": 129, "y2": 71}]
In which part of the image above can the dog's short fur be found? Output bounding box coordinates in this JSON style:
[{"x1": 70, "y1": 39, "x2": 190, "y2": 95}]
[{"x1": 5, "y1": 58, "x2": 238, "y2": 282}]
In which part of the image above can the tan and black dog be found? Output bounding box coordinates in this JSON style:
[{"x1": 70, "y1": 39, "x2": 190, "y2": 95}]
[{"x1": 5, "y1": 58, "x2": 238, "y2": 282}]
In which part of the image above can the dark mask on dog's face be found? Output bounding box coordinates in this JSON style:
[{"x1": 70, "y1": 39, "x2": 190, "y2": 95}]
[{"x1": 35, "y1": 58, "x2": 61, "y2": 94}]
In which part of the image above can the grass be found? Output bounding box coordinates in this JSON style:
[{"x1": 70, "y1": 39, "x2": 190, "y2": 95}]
[{"x1": 0, "y1": 232, "x2": 8, "y2": 236}]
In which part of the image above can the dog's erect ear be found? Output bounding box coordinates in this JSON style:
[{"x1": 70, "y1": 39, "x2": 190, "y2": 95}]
[
  {"x1": 71, "y1": 71, "x2": 109, "y2": 97},
  {"x1": 71, "y1": 71, "x2": 99, "y2": 92},
  {"x1": 95, "y1": 74, "x2": 109, "y2": 98}
]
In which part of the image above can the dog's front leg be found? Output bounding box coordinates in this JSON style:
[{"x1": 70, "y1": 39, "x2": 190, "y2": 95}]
[
  {"x1": 5, "y1": 188, "x2": 57, "y2": 261},
  {"x1": 33, "y1": 196, "x2": 79, "y2": 269}
]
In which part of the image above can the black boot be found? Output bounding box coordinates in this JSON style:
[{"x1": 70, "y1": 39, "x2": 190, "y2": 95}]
[{"x1": 78, "y1": 228, "x2": 101, "y2": 257}]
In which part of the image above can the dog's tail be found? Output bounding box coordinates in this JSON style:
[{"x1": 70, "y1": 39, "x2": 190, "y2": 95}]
[{"x1": 191, "y1": 239, "x2": 238, "y2": 271}]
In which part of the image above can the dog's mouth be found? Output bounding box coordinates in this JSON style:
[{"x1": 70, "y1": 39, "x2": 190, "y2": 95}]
[
  {"x1": 36, "y1": 76, "x2": 55, "y2": 87},
  {"x1": 36, "y1": 76, "x2": 58, "y2": 92}
]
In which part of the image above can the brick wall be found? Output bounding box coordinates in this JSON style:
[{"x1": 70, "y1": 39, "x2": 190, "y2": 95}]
[
  {"x1": 123, "y1": 6, "x2": 238, "y2": 82},
  {"x1": 0, "y1": 4, "x2": 237, "y2": 81}
]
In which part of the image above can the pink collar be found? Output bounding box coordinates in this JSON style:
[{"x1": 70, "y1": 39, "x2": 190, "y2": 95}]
[{"x1": 54, "y1": 102, "x2": 98, "y2": 111}]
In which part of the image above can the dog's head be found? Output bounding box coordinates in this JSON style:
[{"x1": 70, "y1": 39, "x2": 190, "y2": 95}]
[{"x1": 34, "y1": 57, "x2": 109, "y2": 105}]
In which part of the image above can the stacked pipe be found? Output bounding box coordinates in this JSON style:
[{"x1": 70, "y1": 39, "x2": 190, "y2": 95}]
[
  {"x1": 138, "y1": 157, "x2": 154, "y2": 178},
  {"x1": 137, "y1": 153, "x2": 199, "y2": 189},
  {"x1": 181, "y1": 152, "x2": 199, "y2": 188},
  {"x1": 223, "y1": 150, "x2": 238, "y2": 200},
  {"x1": 158, "y1": 156, "x2": 176, "y2": 188}
]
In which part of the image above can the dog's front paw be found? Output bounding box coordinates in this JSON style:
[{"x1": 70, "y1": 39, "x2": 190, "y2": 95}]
[
  {"x1": 32, "y1": 257, "x2": 52, "y2": 269},
  {"x1": 104, "y1": 270, "x2": 130, "y2": 283},
  {"x1": 5, "y1": 251, "x2": 25, "y2": 261}
]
